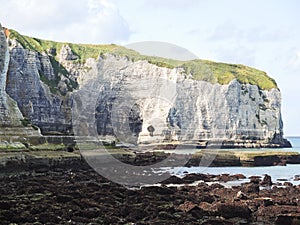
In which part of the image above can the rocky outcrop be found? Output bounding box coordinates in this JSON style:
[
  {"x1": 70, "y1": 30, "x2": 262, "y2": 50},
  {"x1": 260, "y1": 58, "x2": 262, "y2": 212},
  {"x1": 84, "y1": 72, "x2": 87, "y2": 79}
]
[
  {"x1": 0, "y1": 24, "x2": 23, "y2": 127},
  {"x1": 0, "y1": 24, "x2": 40, "y2": 145},
  {"x1": 6, "y1": 40, "x2": 72, "y2": 134},
  {"x1": 2, "y1": 27, "x2": 291, "y2": 147}
]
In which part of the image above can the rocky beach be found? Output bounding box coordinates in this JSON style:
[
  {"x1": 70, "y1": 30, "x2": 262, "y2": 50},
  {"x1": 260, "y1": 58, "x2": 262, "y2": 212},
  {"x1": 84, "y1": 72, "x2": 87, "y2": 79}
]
[{"x1": 1, "y1": 157, "x2": 300, "y2": 225}]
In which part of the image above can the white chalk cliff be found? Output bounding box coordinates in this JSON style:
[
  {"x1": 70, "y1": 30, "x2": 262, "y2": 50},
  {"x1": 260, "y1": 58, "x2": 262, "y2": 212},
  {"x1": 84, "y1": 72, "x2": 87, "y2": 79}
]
[
  {"x1": 73, "y1": 54, "x2": 288, "y2": 147},
  {"x1": 1, "y1": 25, "x2": 291, "y2": 147}
]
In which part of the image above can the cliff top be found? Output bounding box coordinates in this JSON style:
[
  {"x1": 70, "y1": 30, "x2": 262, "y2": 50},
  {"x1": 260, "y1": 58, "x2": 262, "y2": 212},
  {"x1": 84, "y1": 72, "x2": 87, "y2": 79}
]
[{"x1": 9, "y1": 29, "x2": 277, "y2": 90}]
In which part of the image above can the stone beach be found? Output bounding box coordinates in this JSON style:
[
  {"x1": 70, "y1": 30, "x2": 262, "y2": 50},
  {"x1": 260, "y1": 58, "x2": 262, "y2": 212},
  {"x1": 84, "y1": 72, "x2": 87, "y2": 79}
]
[{"x1": 1, "y1": 158, "x2": 300, "y2": 225}]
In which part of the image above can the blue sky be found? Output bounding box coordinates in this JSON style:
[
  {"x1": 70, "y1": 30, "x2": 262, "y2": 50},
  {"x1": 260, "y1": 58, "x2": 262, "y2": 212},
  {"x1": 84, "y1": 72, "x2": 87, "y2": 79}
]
[{"x1": 0, "y1": 0, "x2": 299, "y2": 136}]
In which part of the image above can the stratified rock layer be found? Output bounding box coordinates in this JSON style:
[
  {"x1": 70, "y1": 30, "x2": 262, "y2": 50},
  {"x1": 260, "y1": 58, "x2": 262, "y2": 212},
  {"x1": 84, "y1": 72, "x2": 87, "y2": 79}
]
[
  {"x1": 73, "y1": 54, "x2": 289, "y2": 147},
  {"x1": 3, "y1": 26, "x2": 291, "y2": 147},
  {"x1": 6, "y1": 40, "x2": 72, "y2": 134},
  {"x1": 0, "y1": 24, "x2": 23, "y2": 127},
  {"x1": 0, "y1": 24, "x2": 40, "y2": 144}
]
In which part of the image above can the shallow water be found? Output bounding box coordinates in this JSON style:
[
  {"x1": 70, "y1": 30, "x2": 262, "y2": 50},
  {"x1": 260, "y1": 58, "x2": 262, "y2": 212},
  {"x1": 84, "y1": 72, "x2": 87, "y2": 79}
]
[
  {"x1": 288, "y1": 136, "x2": 300, "y2": 152},
  {"x1": 158, "y1": 137, "x2": 300, "y2": 185}
]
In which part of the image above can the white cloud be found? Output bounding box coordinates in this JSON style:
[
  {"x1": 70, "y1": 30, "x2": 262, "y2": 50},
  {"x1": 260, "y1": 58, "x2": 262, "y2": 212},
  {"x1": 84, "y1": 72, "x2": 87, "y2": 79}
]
[
  {"x1": 0, "y1": 0, "x2": 131, "y2": 44},
  {"x1": 141, "y1": 0, "x2": 199, "y2": 10}
]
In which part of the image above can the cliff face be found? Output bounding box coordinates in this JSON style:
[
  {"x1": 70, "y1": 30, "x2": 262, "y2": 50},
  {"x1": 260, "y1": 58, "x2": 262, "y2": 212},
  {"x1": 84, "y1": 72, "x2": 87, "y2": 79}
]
[
  {"x1": 6, "y1": 40, "x2": 72, "y2": 134},
  {"x1": 0, "y1": 25, "x2": 40, "y2": 145},
  {"x1": 73, "y1": 55, "x2": 287, "y2": 147},
  {"x1": 0, "y1": 24, "x2": 23, "y2": 127},
  {"x1": 2, "y1": 26, "x2": 291, "y2": 147}
]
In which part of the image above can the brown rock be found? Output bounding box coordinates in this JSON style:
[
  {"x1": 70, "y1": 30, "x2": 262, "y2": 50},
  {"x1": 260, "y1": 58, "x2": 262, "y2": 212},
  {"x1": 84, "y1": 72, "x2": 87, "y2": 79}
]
[
  {"x1": 294, "y1": 175, "x2": 300, "y2": 181},
  {"x1": 178, "y1": 201, "x2": 198, "y2": 212},
  {"x1": 276, "y1": 214, "x2": 300, "y2": 225},
  {"x1": 178, "y1": 201, "x2": 207, "y2": 218},
  {"x1": 254, "y1": 155, "x2": 281, "y2": 166},
  {"x1": 233, "y1": 174, "x2": 247, "y2": 179},
  {"x1": 199, "y1": 202, "x2": 217, "y2": 216},
  {"x1": 249, "y1": 176, "x2": 262, "y2": 184},
  {"x1": 219, "y1": 174, "x2": 230, "y2": 182},
  {"x1": 236, "y1": 191, "x2": 247, "y2": 200},
  {"x1": 261, "y1": 174, "x2": 273, "y2": 186},
  {"x1": 200, "y1": 219, "x2": 233, "y2": 225},
  {"x1": 142, "y1": 186, "x2": 175, "y2": 195},
  {"x1": 160, "y1": 175, "x2": 185, "y2": 184},
  {"x1": 210, "y1": 183, "x2": 224, "y2": 189},
  {"x1": 182, "y1": 173, "x2": 211, "y2": 183},
  {"x1": 257, "y1": 205, "x2": 300, "y2": 224},
  {"x1": 242, "y1": 182, "x2": 259, "y2": 193},
  {"x1": 216, "y1": 202, "x2": 251, "y2": 219},
  {"x1": 254, "y1": 197, "x2": 274, "y2": 207},
  {"x1": 284, "y1": 182, "x2": 293, "y2": 187}
]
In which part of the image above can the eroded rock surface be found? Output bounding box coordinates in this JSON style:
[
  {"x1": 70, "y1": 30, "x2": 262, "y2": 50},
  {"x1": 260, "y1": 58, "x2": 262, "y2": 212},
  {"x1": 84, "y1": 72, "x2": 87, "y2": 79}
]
[
  {"x1": 1, "y1": 25, "x2": 291, "y2": 147},
  {"x1": 0, "y1": 24, "x2": 23, "y2": 127},
  {"x1": 0, "y1": 24, "x2": 40, "y2": 145}
]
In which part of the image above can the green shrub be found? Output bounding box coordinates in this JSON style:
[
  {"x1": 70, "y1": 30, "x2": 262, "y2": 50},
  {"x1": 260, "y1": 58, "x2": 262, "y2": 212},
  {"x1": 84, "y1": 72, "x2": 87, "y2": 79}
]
[{"x1": 21, "y1": 118, "x2": 30, "y2": 127}]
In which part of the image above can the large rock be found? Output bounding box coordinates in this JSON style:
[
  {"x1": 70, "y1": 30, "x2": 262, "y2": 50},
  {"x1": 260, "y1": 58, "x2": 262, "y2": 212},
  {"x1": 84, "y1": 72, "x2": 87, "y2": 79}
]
[
  {"x1": 261, "y1": 174, "x2": 273, "y2": 186},
  {"x1": 215, "y1": 202, "x2": 251, "y2": 219},
  {"x1": 242, "y1": 182, "x2": 259, "y2": 194}
]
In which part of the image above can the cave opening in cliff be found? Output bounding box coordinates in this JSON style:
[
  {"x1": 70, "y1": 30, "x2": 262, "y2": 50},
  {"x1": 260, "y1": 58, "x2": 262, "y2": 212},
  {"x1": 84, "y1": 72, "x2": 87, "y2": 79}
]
[{"x1": 128, "y1": 103, "x2": 143, "y2": 137}]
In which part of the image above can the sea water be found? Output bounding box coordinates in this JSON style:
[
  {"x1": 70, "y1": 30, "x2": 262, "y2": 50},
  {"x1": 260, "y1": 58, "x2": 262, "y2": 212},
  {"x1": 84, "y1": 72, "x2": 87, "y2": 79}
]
[{"x1": 160, "y1": 137, "x2": 300, "y2": 185}]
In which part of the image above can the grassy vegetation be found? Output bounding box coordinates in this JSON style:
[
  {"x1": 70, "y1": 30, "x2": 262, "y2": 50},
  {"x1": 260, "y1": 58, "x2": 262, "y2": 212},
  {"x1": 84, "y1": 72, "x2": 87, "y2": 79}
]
[
  {"x1": 38, "y1": 69, "x2": 60, "y2": 94},
  {"x1": 10, "y1": 30, "x2": 78, "y2": 95},
  {"x1": 9, "y1": 29, "x2": 278, "y2": 90},
  {"x1": 20, "y1": 118, "x2": 31, "y2": 127},
  {"x1": 25, "y1": 150, "x2": 80, "y2": 158},
  {"x1": 47, "y1": 57, "x2": 78, "y2": 93},
  {"x1": 29, "y1": 143, "x2": 66, "y2": 151},
  {"x1": 20, "y1": 118, "x2": 39, "y2": 130},
  {"x1": 0, "y1": 143, "x2": 26, "y2": 150},
  {"x1": 9, "y1": 29, "x2": 122, "y2": 62}
]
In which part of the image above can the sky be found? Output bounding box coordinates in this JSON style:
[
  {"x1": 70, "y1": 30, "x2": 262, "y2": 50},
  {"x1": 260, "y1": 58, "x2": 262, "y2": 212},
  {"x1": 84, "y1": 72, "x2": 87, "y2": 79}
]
[{"x1": 0, "y1": 0, "x2": 299, "y2": 136}]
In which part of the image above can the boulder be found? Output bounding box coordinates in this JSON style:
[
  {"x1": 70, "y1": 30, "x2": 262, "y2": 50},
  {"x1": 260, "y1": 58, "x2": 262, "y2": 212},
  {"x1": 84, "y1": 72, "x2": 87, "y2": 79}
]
[
  {"x1": 261, "y1": 174, "x2": 272, "y2": 186},
  {"x1": 215, "y1": 202, "x2": 251, "y2": 219}
]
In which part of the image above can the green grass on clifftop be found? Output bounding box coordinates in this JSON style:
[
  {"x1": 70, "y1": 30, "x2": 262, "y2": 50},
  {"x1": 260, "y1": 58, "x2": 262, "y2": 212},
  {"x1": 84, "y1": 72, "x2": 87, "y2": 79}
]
[{"x1": 9, "y1": 29, "x2": 277, "y2": 90}]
